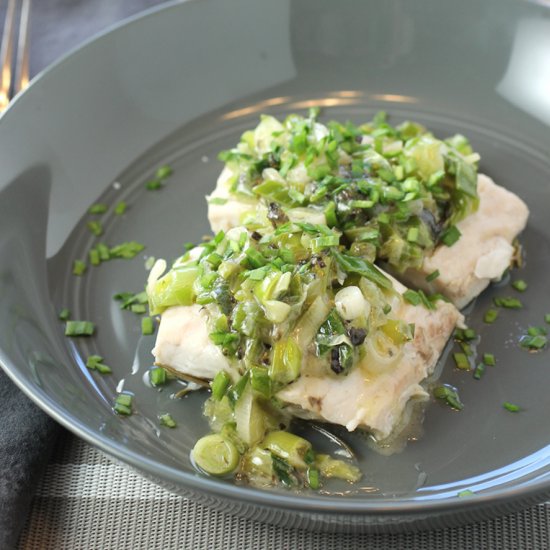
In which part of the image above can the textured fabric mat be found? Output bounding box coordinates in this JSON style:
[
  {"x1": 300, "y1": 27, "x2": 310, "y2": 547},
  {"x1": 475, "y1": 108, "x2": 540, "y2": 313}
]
[{"x1": 17, "y1": 433, "x2": 550, "y2": 550}]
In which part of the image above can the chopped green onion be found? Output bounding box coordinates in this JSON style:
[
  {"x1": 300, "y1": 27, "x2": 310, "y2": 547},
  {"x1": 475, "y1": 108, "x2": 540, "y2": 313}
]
[
  {"x1": 114, "y1": 201, "x2": 127, "y2": 215},
  {"x1": 192, "y1": 434, "x2": 239, "y2": 475},
  {"x1": 493, "y1": 297, "x2": 522, "y2": 309},
  {"x1": 527, "y1": 326, "x2": 547, "y2": 336},
  {"x1": 87, "y1": 220, "x2": 103, "y2": 236},
  {"x1": 114, "y1": 392, "x2": 133, "y2": 415},
  {"x1": 86, "y1": 355, "x2": 112, "y2": 374},
  {"x1": 149, "y1": 366, "x2": 167, "y2": 386},
  {"x1": 65, "y1": 321, "x2": 95, "y2": 336},
  {"x1": 503, "y1": 402, "x2": 520, "y2": 412},
  {"x1": 72, "y1": 260, "x2": 86, "y2": 276},
  {"x1": 307, "y1": 467, "x2": 320, "y2": 490},
  {"x1": 458, "y1": 490, "x2": 475, "y2": 498},
  {"x1": 250, "y1": 367, "x2": 271, "y2": 398},
  {"x1": 159, "y1": 413, "x2": 177, "y2": 428},
  {"x1": 130, "y1": 304, "x2": 146, "y2": 314},
  {"x1": 350, "y1": 200, "x2": 374, "y2": 209},
  {"x1": 311, "y1": 235, "x2": 340, "y2": 250},
  {"x1": 483, "y1": 308, "x2": 499, "y2": 324},
  {"x1": 58, "y1": 308, "x2": 71, "y2": 321},
  {"x1": 483, "y1": 353, "x2": 496, "y2": 366},
  {"x1": 511, "y1": 279, "x2": 527, "y2": 292},
  {"x1": 211, "y1": 371, "x2": 231, "y2": 400},
  {"x1": 406, "y1": 227, "x2": 419, "y2": 243},
  {"x1": 141, "y1": 317, "x2": 155, "y2": 335},
  {"x1": 89, "y1": 248, "x2": 100, "y2": 266},
  {"x1": 110, "y1": 241, "x2": 145, "y2": 259},
  {"x1": 453, "y1": 352, "x2": 470, "y2": 370},
  {"x1": 521, "y1": 334, "x2": 547, "y2": 350},
  {"x1": 440, "y1": 225, "x2": 461, "y2": 247},
  {"x1": 146, "y1": 179, "x2": 162, "y2": 190},
  {"x1": 96, "y1": 243, "x2": 111, "y2": 261},
  {"x1": 433, "y1": 385, "x2": 464, "y2": 410},
  {"x1": 89, "y1": 203, "x2": 108, "y2": 215},
  {"x1": 156, "y1": 165, "x2": 173, "y2": 180},
  {"x1": 425, "y1": 270, "x2": 440, "y2": 283},
  {"x1": 324, "y1": 201, "x2": 337, "y2": 227},
  {"x1": 473, "y1": 363, "x2": 485, "y2": 380},
  {"x1": 545, "y1": 314, "x2": 550, "y2": 324},
  {"x1": 244, "y1": 247, "x2": 267, "y2": 268},
  {"x1": 333, "y1": 250, "x2": 392, "y2": 289},
  {"x1": 403, "y1": 290, "x2": 421, "y2": 306}
]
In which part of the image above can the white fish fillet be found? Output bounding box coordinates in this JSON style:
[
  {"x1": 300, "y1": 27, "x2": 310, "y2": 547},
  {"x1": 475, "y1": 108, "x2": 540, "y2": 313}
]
[
  {"x1": 152, "y1": 277, "x2": 462, "y2": 440},
  {"x1": 400, "y1": 174, "x2": 529, "y2": 308}
]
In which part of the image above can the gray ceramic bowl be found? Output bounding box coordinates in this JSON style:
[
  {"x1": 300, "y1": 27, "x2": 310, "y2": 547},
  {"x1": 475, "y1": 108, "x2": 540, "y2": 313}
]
[{"x1": 1, "y1": 0, "x2": 550, "y2": 532}]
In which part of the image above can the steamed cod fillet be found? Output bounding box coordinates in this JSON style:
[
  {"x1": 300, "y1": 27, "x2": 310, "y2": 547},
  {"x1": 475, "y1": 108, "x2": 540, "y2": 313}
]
[
  {"x1": 152, "y1": 279, "x2": 463, "y2": 440},
  {"x1": 208, "y1": 171, "x2": 529, "y2": 309},
  {"x1": 400, "y1": 174, "x2": 529, "y2": 309}
]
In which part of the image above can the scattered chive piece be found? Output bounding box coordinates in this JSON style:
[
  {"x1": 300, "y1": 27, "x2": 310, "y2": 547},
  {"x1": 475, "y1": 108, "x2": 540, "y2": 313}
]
[
  {"x1": 114, "y1": 393, "x2": 133, "y2": 415},
  {"x1": 130, "y1": 304, "x2": 147, "y2": 314},
  {"x1": 307, "y1": 468, "x2": 320, "y2": 490},
  {"x1": 460, "y1": 342, "x2": 473, "y2": 356},
  {"x1": 146, "y1": 179, "x2": 162, "y2": 190},
  {"x1": 97, "y1": 243, "x2": 110, "y2": 261},
  {"x1": 483, "y1": 353, "x2": 496, "y2": 366},
  {"x1": 88, "y1": 203, "x2": 108, "y2": 215},
  {"x1": 484, "y1": 308, "x2": 499, "y2": 324},
  {"x1": 455, "y1": 328, "x2": 476, "y2": 342},
  {"x1": 433, "y1": 385, "x2": 464, "y2": 410},
  {"x1": 453, "y1": 352, "x2": 470, "y2": 370},
  {"x1": 503, "y1": 402, "x2": 521, "y2": 412},
  {"x1": 114, "y1": 201, "x2": 127, "y2": 215},
  {"x1": 458, "y1": 490, "x2": 475, "y2": 498},
  {"x1": 72, "y1": 260, "x2": 86, "y2": 276},
  {"x1": 58, "y1": 308, "x2": 71, "y2": 321},
  {"x1": 527, "y1": 326, "x2": 547, "y2": 336},
  {"x1": 110, "y1": 241, "x2": 145, "y2": 259},
  {"x1": 89, "y1": 248, "x2": 100, "y2": 266},
  {"x1": 473, "y1": 363, "x2": 485, "y2": 380},
  {"x1": 159, "y1": 413, "x2": 177, "y2": 428},
  {"x1": 521, "y1": 334, "x2": 547, "y2": 350},
  {"x1": 493, "y1": 297, "x2": 522, "y2": 309},
  {"x1": 85, "y1": 355, "x2": 112, "y2": 374},
  {"x1": 156, "y1": 165, "x2": 173, "y2": 180},
  {"x1": 87, "y1": 220, "x2": 103, "y2": 237},
  {"x1": 141, "y1": 317, "x2": 155, "y2": 335},
  {"x1": 149, "y1": 366, "x2": 167, "y2": 386},
  {"x1": 511, "y1": 279, "x2": 527, "y2": 292},
  {"x1": 545, "y1": 314, "x2": 550, "y2": 324},
  {"x1": 440, "y1": 225, "x2": 461, "y2": 247},
  {"x1": 95, "y1": 363, "x2": 112, "y2": 375},
  {"x1": 425, "y1": 270, "x2": 440, "y2": 283},
  {"x1": 65, "y1": 320, "x2": 95, "y2": 336}
]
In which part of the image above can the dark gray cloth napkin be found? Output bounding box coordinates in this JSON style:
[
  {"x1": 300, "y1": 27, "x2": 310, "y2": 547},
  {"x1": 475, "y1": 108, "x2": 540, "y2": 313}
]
[
  {"x1": 0, "y1": 371, "x2": 62, "y2": 549},
  {"x1": 0, "y1": 2, "x2": 165, "y2": 548}
]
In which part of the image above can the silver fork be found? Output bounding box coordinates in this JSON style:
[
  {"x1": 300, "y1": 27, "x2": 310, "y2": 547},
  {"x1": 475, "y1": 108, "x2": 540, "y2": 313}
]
[{"x1": 0, "y1": 0, "x2": 31, "y2": 111}]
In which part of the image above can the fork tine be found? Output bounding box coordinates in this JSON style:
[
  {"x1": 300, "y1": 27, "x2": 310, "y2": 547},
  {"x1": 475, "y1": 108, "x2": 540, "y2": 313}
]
[
  {"x1": 13, "y1": 0, "x2": 30, "y2": 95},
  {"x1": 0, "y1": 0, "x2": 17, "y2": 110}
]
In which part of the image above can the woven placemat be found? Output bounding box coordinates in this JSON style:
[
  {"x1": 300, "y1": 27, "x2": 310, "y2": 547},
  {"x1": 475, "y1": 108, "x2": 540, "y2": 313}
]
[{"x1": 17, "y1": 432, "x2": 550, "y2": 550}]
